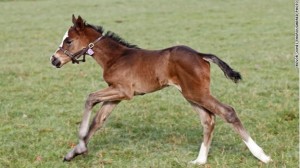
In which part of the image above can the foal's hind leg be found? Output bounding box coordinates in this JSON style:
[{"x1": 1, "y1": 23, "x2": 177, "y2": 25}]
[
  {"x1": 189, "y1": 102, "x2": 215, "y2": 164},
  {"x1": 191, "y1": 95, "x2": 271, "y2": 163}
]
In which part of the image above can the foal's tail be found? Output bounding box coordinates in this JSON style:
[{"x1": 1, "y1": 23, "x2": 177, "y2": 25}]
[{"x1": 202, "y1": 54, "x2": 242, "y2": 83}]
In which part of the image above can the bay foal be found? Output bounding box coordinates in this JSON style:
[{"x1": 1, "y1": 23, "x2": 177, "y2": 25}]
[{"x1": 51, "y1": 15, "x2": 271, "y2": 164}]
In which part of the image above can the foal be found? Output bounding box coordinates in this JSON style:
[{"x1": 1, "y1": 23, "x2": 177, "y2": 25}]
[{"x1": 50, "y1": 15, "x2": 271, "y2": 164}]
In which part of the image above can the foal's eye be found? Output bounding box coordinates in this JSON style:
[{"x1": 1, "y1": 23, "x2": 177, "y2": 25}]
[{"x1": 65, "y1": 39, "x2": 73, "y2": 45}]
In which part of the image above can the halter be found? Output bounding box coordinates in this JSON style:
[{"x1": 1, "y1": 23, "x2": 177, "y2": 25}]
[{"x1": 59, "y1": 36, "x2": 103, "y2": 64}]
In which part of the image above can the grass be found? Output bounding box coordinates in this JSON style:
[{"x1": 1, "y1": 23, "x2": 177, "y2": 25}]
[{"x1": 0, "y1": 0, "x2": 298, "y2": 167}]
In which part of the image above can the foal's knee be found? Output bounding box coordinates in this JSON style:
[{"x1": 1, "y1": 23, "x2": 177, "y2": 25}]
[
  {"x1": 224, "y1": 106, "x2": 240, "y2": 123},
  {"x1": 202, "y1": 116, "x2": 215, "y2": 129},
  {"x1": 85, "y1": 93, "x2": 100, "y2": 109}
]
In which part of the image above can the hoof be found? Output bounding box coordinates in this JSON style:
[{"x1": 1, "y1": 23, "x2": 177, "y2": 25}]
[
  {"x1": 82, "y1": 149, "x2": 88, "y2": 155},
  {"x1": 189, "y1": 160, "x2": 207, "y2": 165},
  {"x1": 261, "y1": 155, "x2": 272, "y2": 164},
  {"x1": 63, "y1": 157, "x2": 70, "y2": 162},
  {"x1": 63, "y1": 147, "x2": 88, "y2": 162}
]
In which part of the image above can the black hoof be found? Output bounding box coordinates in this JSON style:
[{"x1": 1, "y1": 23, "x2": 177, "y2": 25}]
[
  {"x1": 83, "y1": 150, "x2": 88, "y2": 155},
  {"x1": 63, "y1": 158, "x2": 70, "y2": 162}
]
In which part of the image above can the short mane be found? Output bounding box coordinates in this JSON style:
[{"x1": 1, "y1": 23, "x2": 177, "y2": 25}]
[{"x1": 86, "y1": 23, "x2": 139, "y2": 49}]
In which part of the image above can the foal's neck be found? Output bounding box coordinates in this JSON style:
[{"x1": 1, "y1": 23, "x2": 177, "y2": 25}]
[{"x1": 92, "y1": 37, "x2": 128, "y2": 69}]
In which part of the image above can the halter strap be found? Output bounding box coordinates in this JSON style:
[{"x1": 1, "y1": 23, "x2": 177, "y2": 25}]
[{"x1": 59, "y1": 35, "x2": 103, "y2": 64}]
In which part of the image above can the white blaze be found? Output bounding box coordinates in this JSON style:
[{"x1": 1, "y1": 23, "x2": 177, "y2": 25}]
[
  {"x1": 59, "y1": 30, "x2": 69, "y2": 47},
  {"x1": 52, "y1": 30, "x2": 69, "y2": 57}
]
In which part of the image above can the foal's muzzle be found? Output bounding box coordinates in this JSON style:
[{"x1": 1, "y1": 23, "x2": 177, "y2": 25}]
[{"x1": 51, "y1": 55, "x2": 61, "y2": 68}]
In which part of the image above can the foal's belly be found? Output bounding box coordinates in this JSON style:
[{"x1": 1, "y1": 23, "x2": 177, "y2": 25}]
[{"x1": 131, "y1": 74, "x2": 169, "y2": 95}]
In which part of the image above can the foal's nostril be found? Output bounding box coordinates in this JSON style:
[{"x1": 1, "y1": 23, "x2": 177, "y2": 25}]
[
  {"x1": 50, "y1": 55, "x2": 55, "y2": 62},
  {"x1": 51, "y1": 56, "x2": 61, "y2": 68}
]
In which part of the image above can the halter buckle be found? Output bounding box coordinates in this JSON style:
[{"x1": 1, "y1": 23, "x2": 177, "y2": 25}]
[{"x1": 88, "y1": 43, "x2": 94, "y2": 48}]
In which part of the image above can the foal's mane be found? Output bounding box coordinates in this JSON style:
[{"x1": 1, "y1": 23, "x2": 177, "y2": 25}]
[{"x1": 85, "y1": 23, "x2": 139, "y2": 49}]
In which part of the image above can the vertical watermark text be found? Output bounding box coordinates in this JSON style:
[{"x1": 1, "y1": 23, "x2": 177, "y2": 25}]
[{"x1": 295, "y1": 0, "x2": 299, "y2": 67}]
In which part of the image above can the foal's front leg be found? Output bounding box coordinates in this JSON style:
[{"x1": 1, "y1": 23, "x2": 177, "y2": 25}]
[
  {"x1": 64, "y1": 86, "x2": 131, "y2": 161},
  {"x1": 84, "y1": 101, "x2": 120, "y2": 144}
]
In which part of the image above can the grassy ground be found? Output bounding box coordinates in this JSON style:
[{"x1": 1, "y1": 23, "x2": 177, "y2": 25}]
[{"x1": 0, "y1": 0, "x2": 298, "y2": 167}]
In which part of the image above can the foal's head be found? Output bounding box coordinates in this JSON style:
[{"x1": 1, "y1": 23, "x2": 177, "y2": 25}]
[{"x1": 51, "y1": 15, "x2": 100, "y2": 68}]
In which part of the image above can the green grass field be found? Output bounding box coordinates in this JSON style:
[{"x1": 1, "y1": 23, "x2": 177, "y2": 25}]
[{"x1": 0, "y1": 0, "x2": 298, "y2": 167}]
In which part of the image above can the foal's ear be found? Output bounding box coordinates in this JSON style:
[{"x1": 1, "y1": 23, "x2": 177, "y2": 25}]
[
  {"x1": 72, "y1": 15, "x2": 85, "y2": 30},
  {"x1": 72, "y1": 14, "x2": 76, "y2": 25}
]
